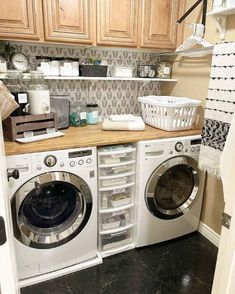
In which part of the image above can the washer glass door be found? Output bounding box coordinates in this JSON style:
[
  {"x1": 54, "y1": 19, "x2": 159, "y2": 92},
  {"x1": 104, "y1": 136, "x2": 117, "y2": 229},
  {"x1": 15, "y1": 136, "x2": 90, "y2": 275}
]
[
  {"x1": 11, "y1": 172, "x2": 92, "y2": 249},
  {"x1": 145, "y1": 156, "x2": 199, "y2": 220}
]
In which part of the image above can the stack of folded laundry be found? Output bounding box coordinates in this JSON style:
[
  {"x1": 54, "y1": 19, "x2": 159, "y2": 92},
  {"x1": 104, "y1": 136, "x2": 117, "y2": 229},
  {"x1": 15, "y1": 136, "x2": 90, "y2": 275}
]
[{"x1": 102, "y1": 114, "x2": 145, "y2": 131}]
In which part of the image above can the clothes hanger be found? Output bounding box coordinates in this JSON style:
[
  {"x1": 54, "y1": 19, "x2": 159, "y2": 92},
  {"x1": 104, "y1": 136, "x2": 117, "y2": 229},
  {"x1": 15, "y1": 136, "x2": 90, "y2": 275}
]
[{"x1": 175, "y1": 0, "x2": 213, "y2": 53}]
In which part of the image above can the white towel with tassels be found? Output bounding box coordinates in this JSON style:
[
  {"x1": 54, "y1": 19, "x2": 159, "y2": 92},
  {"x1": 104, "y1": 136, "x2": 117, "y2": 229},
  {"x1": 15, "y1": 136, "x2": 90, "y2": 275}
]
[{"x1": 199, "y1": 42, "x2": 235, "y2": 178}]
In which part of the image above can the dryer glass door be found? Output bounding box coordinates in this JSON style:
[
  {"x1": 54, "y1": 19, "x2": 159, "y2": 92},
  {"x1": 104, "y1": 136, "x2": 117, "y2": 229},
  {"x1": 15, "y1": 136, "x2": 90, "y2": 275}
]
[
  {"x1": 11, "y1": 172, "x2": 92, "y2": 249},
  {"x1": 145, "y1": 156, "x2": 199, "y2": 220}
]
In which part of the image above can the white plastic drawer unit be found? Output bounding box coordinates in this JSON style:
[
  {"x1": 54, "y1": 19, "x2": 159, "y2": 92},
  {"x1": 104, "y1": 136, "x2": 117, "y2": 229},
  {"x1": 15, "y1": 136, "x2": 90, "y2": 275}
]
[
  {"x1": 100, "y1": 228, "x2": 133, "y2": 252},
  {"x1": 98, "y1": 144, "x2": 136, "y2": 256},
  {"x1": 100, "y1": 208, "x2": 132, "y2": 231}
]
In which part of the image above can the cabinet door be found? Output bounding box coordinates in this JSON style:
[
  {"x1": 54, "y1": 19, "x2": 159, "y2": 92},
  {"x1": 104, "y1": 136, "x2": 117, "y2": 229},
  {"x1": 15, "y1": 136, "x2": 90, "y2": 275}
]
[
  {"x1": 140, "y1": 0, "x2": 182, "y2": 49},
  {"x1": 0, "y1": 0, "x2": 43, "y2": 41},
  {"x1": 97, "y1": 0, "x2": 139, "y2": 47},
  {"x1": 43, "y1": 0, "x2": 95, "y2": 44}
]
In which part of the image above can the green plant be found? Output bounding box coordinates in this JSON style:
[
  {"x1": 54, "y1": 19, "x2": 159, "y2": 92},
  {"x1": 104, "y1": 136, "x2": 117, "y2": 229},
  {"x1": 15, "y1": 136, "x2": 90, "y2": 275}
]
[{"x1": 0, "y1": 41, "x2": 15, "y2": 59}]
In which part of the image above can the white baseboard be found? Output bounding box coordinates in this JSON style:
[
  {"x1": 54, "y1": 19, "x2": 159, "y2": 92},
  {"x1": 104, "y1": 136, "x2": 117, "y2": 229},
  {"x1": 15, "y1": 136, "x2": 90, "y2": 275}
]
[
  {"x1": 19, "y1": 253, "x2": 103, "y2": 288},
  {"x1": 198, "y1": 221, "x2": 220, "y2": 248}
]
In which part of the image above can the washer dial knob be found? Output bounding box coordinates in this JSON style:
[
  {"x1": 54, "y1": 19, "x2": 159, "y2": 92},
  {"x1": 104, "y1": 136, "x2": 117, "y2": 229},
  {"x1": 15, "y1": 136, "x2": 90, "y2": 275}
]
[
  {"x1": 70, "y1": 161, "x2": 75, "y2": 167},
  {"x1": 44, "y1": 155, "x2": 57, "y2": 167},
  {"x1": 175, "y1": 142, "x2": 184, "y2": 152}
]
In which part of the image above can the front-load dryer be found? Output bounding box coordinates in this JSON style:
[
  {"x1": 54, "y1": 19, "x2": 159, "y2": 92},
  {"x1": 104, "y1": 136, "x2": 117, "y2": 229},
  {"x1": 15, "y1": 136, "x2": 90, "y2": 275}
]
[
  {"x1": 7, "y1": 147, "x2": 98, "y2": 280},
  {"x1": 135, "y1": 135, "x2": 205, "y2": 247}
]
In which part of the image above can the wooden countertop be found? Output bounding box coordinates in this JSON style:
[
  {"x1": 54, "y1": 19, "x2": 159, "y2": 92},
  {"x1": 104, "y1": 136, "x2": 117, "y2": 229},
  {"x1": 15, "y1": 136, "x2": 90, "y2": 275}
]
[{"x1": 4, "y1": 124, "x2": 201, "y2": 156}]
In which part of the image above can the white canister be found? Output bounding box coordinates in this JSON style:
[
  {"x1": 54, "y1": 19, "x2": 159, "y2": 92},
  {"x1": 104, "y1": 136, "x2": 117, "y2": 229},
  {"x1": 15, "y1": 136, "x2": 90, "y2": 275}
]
[
  {"x1": 226, "y1": 0, "x2": 235, "y2": 7},
  {"x1": 28, "y1": 90, "x2": 50, "y2": 115},
  {"x1": 72, "y1": 62, "x2": 79, "y2": 76},
  {"x1": 49, "y1": 60, "x2": 60, "y2": 76}
]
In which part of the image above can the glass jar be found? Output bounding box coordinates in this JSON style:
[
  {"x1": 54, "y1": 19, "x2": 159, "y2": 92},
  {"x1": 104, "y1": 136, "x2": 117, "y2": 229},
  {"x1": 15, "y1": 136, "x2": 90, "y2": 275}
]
[
  {"x1": 86, "y1": 103, "x2": 99, "y2": 125},
  {"x1": 69, "y1": 103, "x2": 87, "y2": 127},
  {"x1": 27, "y1": 71, "x2": 51, "y2": 115},
  {"x1": 157, "y1": 61, "x2": 172, "y2": 79},
  {"x1": 5, "y1": 70, "x2": 29, "y2": 116}
]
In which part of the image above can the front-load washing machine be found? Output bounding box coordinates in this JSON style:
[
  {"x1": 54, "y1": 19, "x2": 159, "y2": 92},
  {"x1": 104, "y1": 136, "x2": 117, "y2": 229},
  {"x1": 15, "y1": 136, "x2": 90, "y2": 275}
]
[
  {"x1": 7, "y1": 147, "x2": 98, "y2": 280},
  {"x1": 135, "y1": 135, "x2": 205, "y2": 247}
]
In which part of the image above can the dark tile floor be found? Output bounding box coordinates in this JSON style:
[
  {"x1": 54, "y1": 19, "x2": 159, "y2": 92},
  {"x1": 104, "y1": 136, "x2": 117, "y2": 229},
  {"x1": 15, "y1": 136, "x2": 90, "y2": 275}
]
[{"x1": 21, "y1": 232, "x2": 218, "y2": 294}]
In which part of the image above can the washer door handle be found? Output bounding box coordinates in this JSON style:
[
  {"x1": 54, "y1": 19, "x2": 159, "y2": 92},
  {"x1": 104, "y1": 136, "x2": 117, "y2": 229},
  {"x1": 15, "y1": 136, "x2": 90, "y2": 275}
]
[
  {"x1": 7, "y1": 169, "x2": 19, "y2": 181},
  {"x1": 0, "y1": 216, "x2": 7, "y2": 246}
]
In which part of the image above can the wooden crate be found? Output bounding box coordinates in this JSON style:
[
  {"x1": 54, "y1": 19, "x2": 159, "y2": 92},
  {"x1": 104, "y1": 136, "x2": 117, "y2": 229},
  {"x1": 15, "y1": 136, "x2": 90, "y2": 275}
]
[{"x1": 3, "y1": 113, "x2": 58, "y2": 141}]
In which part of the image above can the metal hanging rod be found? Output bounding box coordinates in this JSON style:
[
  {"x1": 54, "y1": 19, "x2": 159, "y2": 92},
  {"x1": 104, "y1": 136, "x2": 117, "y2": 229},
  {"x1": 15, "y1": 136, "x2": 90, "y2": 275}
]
[{"x1": 177, "y1": 0, "x2": 208, "y2": 27}]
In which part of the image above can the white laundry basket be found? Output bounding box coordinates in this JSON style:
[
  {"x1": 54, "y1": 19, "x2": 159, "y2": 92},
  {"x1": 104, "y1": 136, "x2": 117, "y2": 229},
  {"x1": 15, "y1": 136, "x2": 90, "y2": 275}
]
[{"x1": 138, "y1": 96, "x2": 201, "y2": 131}]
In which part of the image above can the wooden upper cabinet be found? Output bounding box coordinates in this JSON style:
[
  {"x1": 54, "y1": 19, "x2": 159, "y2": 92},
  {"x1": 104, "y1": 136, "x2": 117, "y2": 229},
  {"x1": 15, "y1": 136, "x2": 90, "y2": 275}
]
[
  {"x1": 0, "y1": 0, "x2": 43, "y2": 41},
  {"x1": 140, "y1": 0, "x2": 182, "y2": 49},
  {"x1": 97, "y1": 0, "x2": 139, "y2": 47},
  {"x1": 43, "y1": 0, "x2": 95, "y2": 44}
]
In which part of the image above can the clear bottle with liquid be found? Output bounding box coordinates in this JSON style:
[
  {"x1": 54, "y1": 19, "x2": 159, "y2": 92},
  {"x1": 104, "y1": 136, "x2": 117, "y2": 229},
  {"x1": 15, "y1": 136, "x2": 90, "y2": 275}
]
[
  {"x1": 27, "y1": 71, "x2": 51, "y2": 115},
  {"x1": 5, "y1": 70, "x2": 29, "y2": 116}
]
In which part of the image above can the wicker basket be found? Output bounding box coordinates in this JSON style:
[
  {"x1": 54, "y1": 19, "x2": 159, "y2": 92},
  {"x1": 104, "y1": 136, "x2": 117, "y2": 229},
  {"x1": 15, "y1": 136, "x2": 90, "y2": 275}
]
[{"x1": 138, "y1": 96, "x2": 201, "y2": 131}]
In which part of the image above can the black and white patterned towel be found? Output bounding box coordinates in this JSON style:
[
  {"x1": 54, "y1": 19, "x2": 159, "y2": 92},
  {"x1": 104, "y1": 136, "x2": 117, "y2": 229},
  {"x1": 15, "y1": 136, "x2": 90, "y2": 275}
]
[{"x1": 199, "y1": 42, "x2": 235, "y2": 177}]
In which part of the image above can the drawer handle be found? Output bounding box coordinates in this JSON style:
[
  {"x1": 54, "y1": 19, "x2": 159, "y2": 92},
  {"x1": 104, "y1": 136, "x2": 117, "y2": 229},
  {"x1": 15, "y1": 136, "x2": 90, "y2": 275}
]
[{"x1": 110, "y1": 230, "x2": 128, "y2": 238}]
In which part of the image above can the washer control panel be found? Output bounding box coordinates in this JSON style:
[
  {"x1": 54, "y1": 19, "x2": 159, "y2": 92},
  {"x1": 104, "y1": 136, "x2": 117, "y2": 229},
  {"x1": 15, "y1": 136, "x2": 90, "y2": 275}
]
[{"x1": 31, "y1": 147, "x2": 96, "y2": 172}]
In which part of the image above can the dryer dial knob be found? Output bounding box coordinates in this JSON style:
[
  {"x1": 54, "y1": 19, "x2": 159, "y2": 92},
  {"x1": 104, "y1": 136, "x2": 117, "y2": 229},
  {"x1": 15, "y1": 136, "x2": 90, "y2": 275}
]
[
  {"x1": 86, "y1": 158, "x2": 92, "y2": 164},
  {"x1": 175, "y1": 142, "x2": 184, "y2": 152},
  {"x1": 44, "y1": 155, "x2": 57, "y2": 167}
]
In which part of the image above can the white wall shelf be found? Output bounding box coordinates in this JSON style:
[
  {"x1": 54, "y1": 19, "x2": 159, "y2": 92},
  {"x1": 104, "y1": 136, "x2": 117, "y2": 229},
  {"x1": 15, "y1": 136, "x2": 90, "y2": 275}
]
[
  {"x1": 207, "y1": 6, "x2": 235, "y2": 16},
  {"x1": 0, "y1": 73, "x2": 177, "y2": 82},
  {"x1": 207, "y1": 6, "x2": 235, "y2": 40},
  {"x1": 44, "y1": 76, "x2": 177, "y2": 82}
]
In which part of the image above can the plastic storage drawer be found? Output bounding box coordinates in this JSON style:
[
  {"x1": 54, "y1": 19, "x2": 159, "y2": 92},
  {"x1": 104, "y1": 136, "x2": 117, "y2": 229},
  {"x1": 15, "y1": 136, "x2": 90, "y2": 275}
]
[
  {"x1": 99, "y1": 163, "x2": 135, "y2": 177},
  {"x1": 100, "y1": 209, "x2": 132, "y2": 231},
  {"x1": 98, "y1": 145, "x2": 136, "y2": 166},
  {"x1": 100, "y1": 187, "x2": 132, "y2": 209},
  {"x1": 100, "y1": 229, "x2": 133, "y2": 251},
  {"x1": 99, "y1": 174, "x2": 135, "y2": 188}
]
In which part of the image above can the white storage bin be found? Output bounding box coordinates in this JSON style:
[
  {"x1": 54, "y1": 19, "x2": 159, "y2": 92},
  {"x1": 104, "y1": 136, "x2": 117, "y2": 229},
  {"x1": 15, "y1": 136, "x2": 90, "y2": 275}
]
[
  {"x1": 100, "y1": 229, "x2": 133, "y2": 251},
  {"x1": 138, "y1": 96, "x2": 201, "y2": 131},
  {"x1": 100, "y1": 209, "x2": 131, "y2": 231}
]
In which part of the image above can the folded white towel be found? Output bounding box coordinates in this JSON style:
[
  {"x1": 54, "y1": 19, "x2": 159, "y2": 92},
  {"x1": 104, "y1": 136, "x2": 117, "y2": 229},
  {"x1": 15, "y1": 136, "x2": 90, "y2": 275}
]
[{"x1": 109, "y1": 114, "x2": 137, "y2": 122}]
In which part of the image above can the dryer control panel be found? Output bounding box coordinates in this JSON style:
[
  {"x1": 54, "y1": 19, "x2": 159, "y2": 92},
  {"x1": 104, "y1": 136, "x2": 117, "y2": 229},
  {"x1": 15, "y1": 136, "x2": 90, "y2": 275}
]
[
  {"x1": 143, "y1": 135, "x2": 201, "y2": 159},
  {"x1": 172, "y1": 138, "x2": 201, "y2": 154}
]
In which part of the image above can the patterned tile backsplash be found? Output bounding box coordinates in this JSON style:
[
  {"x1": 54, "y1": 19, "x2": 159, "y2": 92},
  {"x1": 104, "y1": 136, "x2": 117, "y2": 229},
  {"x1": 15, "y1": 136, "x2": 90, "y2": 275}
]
[{"x1": 11, "y1": 42, "x2": 161, "y2": 117}]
